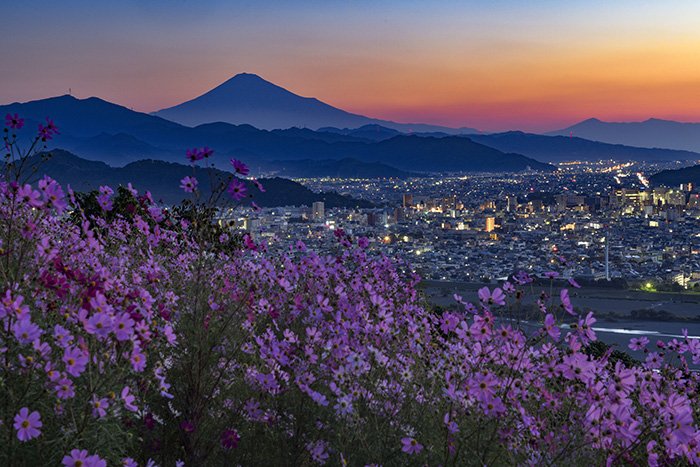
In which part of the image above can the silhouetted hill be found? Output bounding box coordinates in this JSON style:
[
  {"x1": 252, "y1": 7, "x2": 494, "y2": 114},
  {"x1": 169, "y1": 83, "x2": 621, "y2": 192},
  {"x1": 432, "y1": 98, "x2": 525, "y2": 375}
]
[
  {"x1": 259, "y1": 158, "x2": 420, "y2": 178},
  {"x1": 549, "y1": 118, "x2": 700, "y2": 153},
  {"x1": 318, "y1": 124, "x2": 452, "y2": 142},
  {"x1": 153, "y1": 73, "x2": 480, "y2": 133},
  {"x1": 271, "y1": 127, "x2": 370, "y2": 143},
  {"x1": 0, "y1": 95, "x2": 552, "y2": 173},
  {"x1": 318, "y1": 124, "x2": 402, "y2": 142},
  {"x1": 650, "y1": 165, "x2": 700, "y2": 187},
  {"x1": 467, "y1": 131, "x2": 700, "y2": 162},
  {"x1": 21, "y1": 150, "x2": 373, "y2": 207},
  {"x1": 365, "y1": 135, "x2": 554, "y2": 172},
  {"x1": 1, "y1": 95, "x2": 181, "y2": 138}
]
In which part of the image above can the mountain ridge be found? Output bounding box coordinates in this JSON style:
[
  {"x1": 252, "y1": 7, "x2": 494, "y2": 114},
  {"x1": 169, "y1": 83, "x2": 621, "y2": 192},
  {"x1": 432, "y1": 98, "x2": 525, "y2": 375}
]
[
  {"x1": 549, "y1": 117, "x2": 700, "y2": 153},
  {"x1": 0, "y1": 94, "x2": 552, "y2": 173},
  {"x1": 467, "y1": 130, "x2": 700, "y2": 162},
  {"x1": 153, "y1": 73, "x2": 480, "y2": 134},
  {"x1": 20, "y1": 149, "x2": 374, "y2": 208},
  {"x1": 649, "y1": 164, "x2": 700, "y2": 188}
]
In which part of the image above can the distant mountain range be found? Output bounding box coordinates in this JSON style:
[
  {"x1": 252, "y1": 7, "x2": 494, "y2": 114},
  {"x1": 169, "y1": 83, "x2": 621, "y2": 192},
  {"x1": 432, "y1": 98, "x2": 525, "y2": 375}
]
[
  {"x1": 318, "y1": 124, "x2": 452, "y2": 142},
  {"x1": 20, "y1": 150, "x2": 374, "y2": 207},
  {"x1": 318, "y1": 124, "x2": 402, "y2": 142},
  {"x1": 649, "y1": 164, "x2": 700, "y2": 188},
  {"x1": 550, "y1": 118, "x2": 700, "y2": 153},
  {"x1": 259, "y1": 158, "x2": 420, "y2": 179},
  {"x1": 0, "y1": 95, "x2": 553, "y2": 174},
  {"x1": 466, "y1": 131, "x2": 700, "y2": 163},
  {"x1": 153, "y1": 73, "x2": 480, "y2": 134}
]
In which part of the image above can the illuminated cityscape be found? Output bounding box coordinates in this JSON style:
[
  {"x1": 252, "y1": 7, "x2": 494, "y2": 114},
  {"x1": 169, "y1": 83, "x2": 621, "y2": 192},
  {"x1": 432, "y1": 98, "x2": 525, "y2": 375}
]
[{"x1": 226, "y1": 160, "x2": 700, "y2": 290}]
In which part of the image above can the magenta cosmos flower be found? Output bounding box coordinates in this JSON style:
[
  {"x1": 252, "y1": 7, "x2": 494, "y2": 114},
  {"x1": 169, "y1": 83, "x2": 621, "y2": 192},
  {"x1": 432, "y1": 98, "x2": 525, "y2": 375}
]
[
  {"x1": 121, "y1": 386, "x2": 138, "y2": 412},
  {"x1": 180, "y1": 176, "x2": 198, "y2": 193},
  {"x1": 401, "y1": 437, "x2": 423, "y2": 454},
  {"x1": 629, "y1": 336, "x2": 650, "y2": 351},
  {"x1": 221, "y1": 428, "x2": 240, "y2": 449},
  {"x1": 13, "y1": 407, "x2": 42, "y2": 441},
  {"x1": 543, "y1": 313, "x2": 560, "y2": 341},
  {"x1": 12, "y1": 319, "x2": 42, "y2": 344},
  {"x1": 63, "y1": 346, "x2": 88, "y2": 377},
  {"x1": 186, "y1": 148, "x2": 204, "y2": 162},
  {"x1": 38, "y1": 118, "x2": 59, "y2": 141},
  {"x1": 560, "y1": 289, "x2": 575, "y2": 315},
  {"x1": 62, "y1": 449, "x2": 106, "y2": 467},
  {"x1": 62, "y1": 449, "x2": 89, "y2": 466},
  {"x1": 478, "y1": 287, "x2": 506, "y2": 307},
  {"x1": 230, "y1": 159, "x2": 249, "y2": 176},
  {"x1": 227, "y1": 179, "x2": 247, "y2": 201},
  {"x1": 252, "y1": 178, "x2": 265, "y2": 192},
  {"x1": 5, "y1": 113, "x2": 24, "y2": 129}
]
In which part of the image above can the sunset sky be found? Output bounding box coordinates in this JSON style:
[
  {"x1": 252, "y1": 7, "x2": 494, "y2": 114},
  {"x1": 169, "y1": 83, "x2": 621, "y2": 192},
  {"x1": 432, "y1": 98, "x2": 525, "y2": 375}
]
[{"x1": 3, "y1": 0, "x2": 700, "y2": 132}]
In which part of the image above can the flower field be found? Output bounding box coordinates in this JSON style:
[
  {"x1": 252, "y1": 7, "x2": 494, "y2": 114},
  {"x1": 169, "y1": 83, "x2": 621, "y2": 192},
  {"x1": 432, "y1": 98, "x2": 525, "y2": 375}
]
[{"x1": 2, "y1": 115, "x2": 700, "y2": 466}]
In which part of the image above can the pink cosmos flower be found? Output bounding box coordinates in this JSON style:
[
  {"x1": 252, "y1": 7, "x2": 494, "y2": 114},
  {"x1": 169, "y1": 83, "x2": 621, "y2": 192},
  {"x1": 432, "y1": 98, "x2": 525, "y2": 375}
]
[
  {"x1": 440, "y1": 312, "x2": 459, "y2": 334},
  {"x1": 38, "y1": 118, "x2": 59, "y2": 141},
  {"x1": 646, "y1": 441, "x2": 659, "y2": 467},
  {"x1": 85, "y1": 312, "x2": 112, "y2": 338},
  {"x1": 227, "y1": 179, "x2": 247, "y2": 201},
  {"x1": 568, "y1": 278, "x2": 581, "y2": 288},
  {"x1": 39, "y1": 176, "x2": 67, "y2": 213},
  {"x1": 121, "y1": 386, "x2": 138, "y2": 412},
  {"x1": 478, "y1": 287, "x2": 506, "y2": 307},
  {"x1": 513, "y1": 271, "x2": 533, "y2": 285},
  {"x1": 113, "y1": 313, "x2": 134, "y2": 341},
  {"x1": 180, "y1": 176, "x2": 198, "y2": 193},
  {"x1": 578, "y1": 311, "x2": 597, "y2": 342},
  {"x1": 97, "y1": 194, "x2": 112, "y2": 211},
  {"x1": 62, "y1": 449, "x2": 89, "y2": 466},
  {"x1": 98, "y1": 185, "x2": 114, "y2": 196},
  {"x1": 13, "y1": 407, "x2": 42, "y2": 441},
  {"x1": 252, "y1": 178, "x2": 265, "y2": 192},
  {"x1": 62, "y1": 450, "x2": 106, "y2": 467},
  {"x1": 334, "y1": 394, "x2": 354, "y2": 416},
  {"x1": 54, "y1": 324, "x2": 73, "y2": 347},
  {"x1": 401, "y1": 437, "x2": 423, "y2": 454},
  {"x1": 560, "y1": 289, "x2": 575, "y2": 315},
  {"x1": 306, "y1": 440, "x2": 329, "y2": 464},
  {"x1": 91, "y1": 395, "x2": 109, "y2": 418},
  {"x1": 482, "y1": 396, "x2": 506, "y2": 416},
  {"x1": 221, "y1": 428, "x2": 240, "y2": 450},
  {"x1": 56, "y1": 378, "x2": 76, "y2": 400},
  {"x1": 186, "y1": 148, "x2": 204, "y2": 162},
  {"x1": 17, "y1": 184, "x2": 43, "y2": 208},
  {"x1": 543, "y1": 313, "x2": 560, "y2": 340},
  {"x1": 130, "y1": 348, "x2": 147, "y2": 372},
  {"x1": 230, "y1": 159, "x2": 249, "y2": 176},
  {"x1": 12, "y1": 319, "x2": 42, "y2": 344},
  {"x1": 63, "y1": 346, "x2": 88, "y2": 377},
  {"x1": 200, "y1": 146, "x2": 214, "y2": 158},
  {"x1": 628, "y1": 336, "x2": 650, "y2": 351},
  {"x1": 5, "y1": 113, "x2": 24, "y2": 129},
  {"x1": 645, "y1": 352, "x2": 663, "y2": 369},
  {"x1": 243, "y1": 234, "x2": 258, "y2": 251},
  {"x1": 148, "y1": 206, "x2": 164, "y2": 222}
]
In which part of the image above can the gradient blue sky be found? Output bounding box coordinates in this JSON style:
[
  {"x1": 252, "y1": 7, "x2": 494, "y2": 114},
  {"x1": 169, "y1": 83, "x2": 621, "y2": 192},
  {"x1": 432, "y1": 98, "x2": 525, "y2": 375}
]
[{"x1": 3, "y1": 0, "x2": 700, "y2": 131}]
